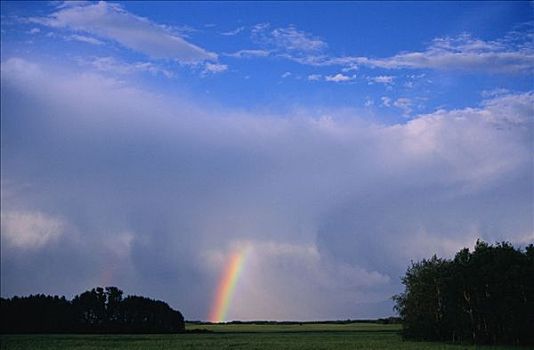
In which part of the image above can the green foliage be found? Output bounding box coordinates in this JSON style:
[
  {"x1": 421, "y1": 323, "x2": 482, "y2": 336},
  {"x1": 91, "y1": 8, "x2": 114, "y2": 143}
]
[
  {"x1": 0, "y1": 324, "x2": 523, "y2": 350},
  {"x1": 394, "y1": 240, "x2": 534, "y2": 345}
]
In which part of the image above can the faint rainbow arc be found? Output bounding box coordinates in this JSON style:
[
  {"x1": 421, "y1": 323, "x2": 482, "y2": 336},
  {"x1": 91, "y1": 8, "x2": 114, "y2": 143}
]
[{"x1": 209, "y1": 248, "x2": 249, "y2": 322}]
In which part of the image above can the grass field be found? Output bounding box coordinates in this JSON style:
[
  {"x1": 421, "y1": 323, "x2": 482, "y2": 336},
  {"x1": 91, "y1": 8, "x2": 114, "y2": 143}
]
[{"x1": 0, "y1": 323, "x2": 521, "y2": 349}]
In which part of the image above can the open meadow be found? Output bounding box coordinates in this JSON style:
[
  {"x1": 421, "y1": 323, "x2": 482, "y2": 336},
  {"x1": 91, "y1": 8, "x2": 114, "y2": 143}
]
[{"x1": 0, "y1": 323, "x2": 522, "y2": 350}]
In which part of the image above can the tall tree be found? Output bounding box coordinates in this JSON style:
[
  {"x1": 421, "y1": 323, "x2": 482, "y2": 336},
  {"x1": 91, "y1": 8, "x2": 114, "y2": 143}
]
[{"x1": 394, "y1": 241, "x2": 534, "y2": 346}]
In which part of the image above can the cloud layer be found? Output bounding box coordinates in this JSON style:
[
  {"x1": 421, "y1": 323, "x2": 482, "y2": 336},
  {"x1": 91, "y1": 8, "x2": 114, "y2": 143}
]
[
  {"x1": 354, "y1": 32, "x2": 534, "y2": 73},
  {"x1": 32, "y1": 1, "x2": 216, "y2": 62},
  {"x1": 283, "y1": 27, "x2": 534, "y2": 74},
  {"x1": 1, "y1": 57, "x2": 532, "y2": 320}
]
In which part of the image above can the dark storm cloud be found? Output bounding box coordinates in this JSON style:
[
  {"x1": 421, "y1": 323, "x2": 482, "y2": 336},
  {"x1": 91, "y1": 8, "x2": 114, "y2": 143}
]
[{"x1": 1, "y1": 58, "x2": 532, "y2": 320}]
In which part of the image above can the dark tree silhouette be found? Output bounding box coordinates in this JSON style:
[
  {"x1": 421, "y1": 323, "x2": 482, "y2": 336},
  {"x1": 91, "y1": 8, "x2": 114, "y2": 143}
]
[
  {"x1": 394, "y1": 240, "x2": 534, "y2": 346},
  {"x1": 1, "y1": 287, "x2": 184, "y2": 334},
  {"x1": 120, "y1": 295, "x2": 185, "y2": 333},
  {"x1": 0, "y1": 294, "x2": 74, "y2": 333}
]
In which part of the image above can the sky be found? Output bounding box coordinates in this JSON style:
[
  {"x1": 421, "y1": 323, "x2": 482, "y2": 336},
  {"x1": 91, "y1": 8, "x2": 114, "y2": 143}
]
[{"x1": 1, "y1": 1, "x2": 533, "y2": 321}]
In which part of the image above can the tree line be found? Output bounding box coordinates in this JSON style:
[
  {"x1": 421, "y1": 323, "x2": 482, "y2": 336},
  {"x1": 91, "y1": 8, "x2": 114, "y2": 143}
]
[
  {"x1": 394, "y1": 240, "x2": 534, "y2": 346},
  {"x1": 191, "y1": 317, "x2": 401, "y2": 325},
  {"x1": 1, "y1": 287, "x2": 185, "y2": 334}
]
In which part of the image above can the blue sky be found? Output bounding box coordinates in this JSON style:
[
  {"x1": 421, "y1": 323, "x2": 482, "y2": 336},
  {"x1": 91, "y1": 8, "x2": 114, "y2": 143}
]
[
  {"x1": 2, "y1": 1, "x2": 532, "y2": 118},
  {"x1": 1, "y1": 1, "x2": 533, "y2": 321}
]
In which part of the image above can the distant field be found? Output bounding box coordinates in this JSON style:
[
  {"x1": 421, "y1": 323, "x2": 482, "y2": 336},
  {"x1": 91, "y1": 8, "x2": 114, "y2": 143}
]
[
  {"x1": 0, "y1": 323, "x2": 522, "y2": 349},
  {"x1": 186, "y1": 321, "x2": 402, "y2": 333}
]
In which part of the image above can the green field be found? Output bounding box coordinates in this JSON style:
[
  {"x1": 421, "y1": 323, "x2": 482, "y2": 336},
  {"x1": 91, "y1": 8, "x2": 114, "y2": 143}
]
[{"x1": 0, "y1": 323, "x2": 521, "y2": 349}]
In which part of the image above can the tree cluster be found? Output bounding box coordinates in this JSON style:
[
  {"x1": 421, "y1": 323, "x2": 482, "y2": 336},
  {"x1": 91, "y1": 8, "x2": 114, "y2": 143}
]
[
  {"x1": 1, "y1": 287, "x2": 185, "y2": 334},
  {"x1": 394, "y1": 240, "x2": 534, "y2": 346}
]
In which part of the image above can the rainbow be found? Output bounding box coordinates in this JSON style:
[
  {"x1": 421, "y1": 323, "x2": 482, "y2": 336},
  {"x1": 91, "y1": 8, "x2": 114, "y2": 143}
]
[{"x1": 209, "y1": 248, "x2": 249, "y2": 322}]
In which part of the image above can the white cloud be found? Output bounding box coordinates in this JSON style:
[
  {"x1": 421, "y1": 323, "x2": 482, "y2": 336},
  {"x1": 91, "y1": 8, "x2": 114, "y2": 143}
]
[
  {"x1": 269, "y1": 26, "x2": 534, "y2": 74},
  {"x1": 67, "y1": 34, "x2": 104, "y2": 45},
  {"x1": 252, "y1": 23, "x2": 327, "y2": 53},
  {"x1": 1, "y1": 211, "x2": 65, "y2": 249},
  {"x1": 368, "y1": 75, "x2": 394, "y2": 85},
  {"x1": 281, "y1": 71, "x2": 292, "y2": 78},
  {"x1": 381, "y1": 96, "x2": 418, "y2": 116},
  {"x1": 393, "y1": 97, "x2": 413, "y2": 116},
  {"x1": 221, "y1": 26, "x2": 245, "y2": 36},
  {"x1": 251, "y1": 22, "x2": 270, "y2": 34},
  {"x1": 32, "y1": 1, "x2": 216, "y2": 62},
  {"x1": 167, "y1": 24, "x2": 198, "y2": 38},
  {"x1": 307, "y1": 74, "x2": 321, "y2": 81},
  {"x1": 225, "y1": 49, "x2": 271, "y2": 58},
  {"x1": 481, "y1": 88, "x2": 510, "y2": 98},
  {"x1": 324, "y1": 73, "x2": 354, "y2": 82},
  {"x1": 202, "y1": 62, "x2": 228, "y2": 75},
  {"x1": 381, "y1": 96, "x2": 391, "y2": 107},
  {"x1": 354, "y1": 32, "x2": 534, "y2": 73},
  {"x1": 82, "y1": 56, "x2": 174, "y2": 78},
  {"x1": 271, "y1": 26, "x2": 327, "y2": 52},
  {"x1": 28, "y1": 27, "x2": 40, "y2": 34}
]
